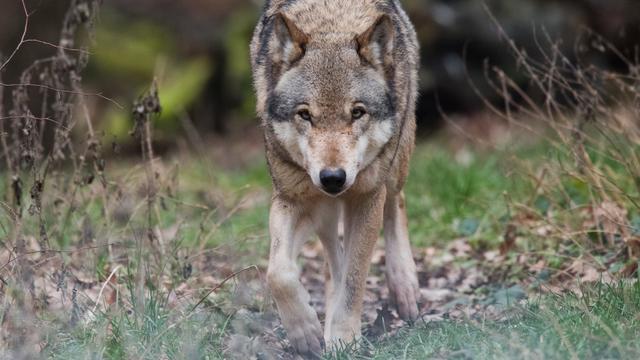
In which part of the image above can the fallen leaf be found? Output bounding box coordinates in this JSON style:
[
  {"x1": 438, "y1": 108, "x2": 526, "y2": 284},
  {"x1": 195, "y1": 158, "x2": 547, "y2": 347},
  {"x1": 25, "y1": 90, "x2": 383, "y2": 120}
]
[
  {"x1": 448, "y1": 239, "x2": 471, "y2": 257},
  {"x1": 620, "y1": 262, "x2": 638, "y2": 278},
  {"x1": 483, "y1": 250, "x2": 501, "y2": 263},
  {"x1": 567, "y1": 259, "x2": 601, "y2": 283},
  {"x1": 225, "y1": 334, "x2": 276, "y2": 360},
  {"x1": 529, "y1": 260, "x2": 546, "y2": 273},
  {"x1": 368, "y1": 304, "x2": 394, "y2": 338},
  {"x1": 500, "y1": 223, "x2": 518, "y2": 255},
  {"x1": 420, "y1": 288, "x2": 454, "y2": 303},
  {"x1": 627, "y1": 237, "x2": 640, "y2": 258},
  {"x1": 592, "y1": 201, "x2": 629, "y2": 245},
  {"x1": 581, "y1": 266, "x2": 600, "y2": 283},
  {"x1": 458, "y1": 270, "x2": 487, "y2": 293}
]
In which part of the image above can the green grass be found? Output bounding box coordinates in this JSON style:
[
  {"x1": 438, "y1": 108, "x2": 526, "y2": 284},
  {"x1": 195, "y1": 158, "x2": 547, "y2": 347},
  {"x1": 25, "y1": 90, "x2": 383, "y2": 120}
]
[
  {"x1": 406, "y1": 145, "x2": 516, "y2": 247},
  {"x1": 42, "y1": 294, "x2": 225, "y2": 359},
  {"x1": 333, "y1": 280, "x2": 640, "y2": 360},
  {"x1": 4, "y1": 135, "x2": 640, "y2": 359},
  {"x1": 40, "y1": 280, "x2": 640, "y2": 359},
  {"x1": 158, "y1": 140, "x2": 523, "y2": 253}
]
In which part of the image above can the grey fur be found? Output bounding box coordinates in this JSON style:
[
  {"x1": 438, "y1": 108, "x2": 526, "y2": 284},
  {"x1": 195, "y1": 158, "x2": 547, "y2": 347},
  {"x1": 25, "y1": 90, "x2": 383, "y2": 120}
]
[{"x1": 250, "y1": 0, "x2": 420, "y2": 355}]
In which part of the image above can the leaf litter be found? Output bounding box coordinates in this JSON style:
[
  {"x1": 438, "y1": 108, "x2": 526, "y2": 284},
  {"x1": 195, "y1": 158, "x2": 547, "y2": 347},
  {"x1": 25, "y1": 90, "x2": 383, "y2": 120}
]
[{"x1": 4, "y1": 203, "x2": 639, "y2": 359}]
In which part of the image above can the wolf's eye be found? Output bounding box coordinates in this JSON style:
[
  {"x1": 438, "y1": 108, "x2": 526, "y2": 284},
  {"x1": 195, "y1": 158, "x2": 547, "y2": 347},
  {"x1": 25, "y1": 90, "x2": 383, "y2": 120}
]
[
  {"x1": 351, "y1": 107, "x2": 367, "y2": 120},
  {"x1": 297, "y1": 109, "x2": 312, "y2": 122}
]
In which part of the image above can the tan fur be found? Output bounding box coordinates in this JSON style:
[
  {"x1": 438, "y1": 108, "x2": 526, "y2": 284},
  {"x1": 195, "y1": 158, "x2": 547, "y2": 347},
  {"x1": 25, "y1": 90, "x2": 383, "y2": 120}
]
[{"x1": 251, "y1": 0, "x2": 420, "y2": 356}]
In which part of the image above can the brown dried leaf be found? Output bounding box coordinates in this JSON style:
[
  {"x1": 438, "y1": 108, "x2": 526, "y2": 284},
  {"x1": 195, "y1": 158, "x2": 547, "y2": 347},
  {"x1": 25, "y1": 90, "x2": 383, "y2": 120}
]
[
  {"x1": 568, "y1": 259, "x2": 601, "y2": 283},
  {"x1": 529, "y1": 260, "x2": 546, "y2": 273},
  {"x1": 483, "y1": 250, "x2": 502, "y2": 263},
  {"x1": 627, "y1": 237, "x2": 640, "y2": 258},
  {"x1": 420, "y1": 288, "x2": 454, "y2": 303},
  {"x1": 592, "y1": 200, "x2": 629, "y2": 244},
  {"x1": 620, "y1": 262, "x2": 638, "y2": 278},
  {"x1": 581, "y1": 266, "x2": 600, "y2": 283},
  {"x1": 458, "y1": 270, "x2": 487, "y2": 293},
  {"x1": 25, "y1": 236, "x2": 42, "y2": 261},
  {"x1": 225, "y1": 334, "x2": 276, "y2": 360},
  {"x1": 500, "y1": 223, "x2": 518, "y2": 255},
  {"x1": 448, "y1": 239, "x2": 471, "y2": 257}
]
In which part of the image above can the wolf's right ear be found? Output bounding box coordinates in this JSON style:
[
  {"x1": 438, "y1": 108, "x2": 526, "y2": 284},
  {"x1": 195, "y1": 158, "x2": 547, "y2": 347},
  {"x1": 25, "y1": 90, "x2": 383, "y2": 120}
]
[
  {"x1": 356, "y1": 15, "x2": 394, "y2": 73},
  {"x1": 269, "y1": 13, "x2": 309, "y2": 69}
]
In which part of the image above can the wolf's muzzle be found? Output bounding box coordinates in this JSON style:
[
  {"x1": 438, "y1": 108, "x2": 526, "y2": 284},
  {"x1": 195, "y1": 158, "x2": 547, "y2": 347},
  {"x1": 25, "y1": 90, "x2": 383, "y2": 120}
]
[{"x1": 319, "y1": 168, "x2": 347, "y2": 195}]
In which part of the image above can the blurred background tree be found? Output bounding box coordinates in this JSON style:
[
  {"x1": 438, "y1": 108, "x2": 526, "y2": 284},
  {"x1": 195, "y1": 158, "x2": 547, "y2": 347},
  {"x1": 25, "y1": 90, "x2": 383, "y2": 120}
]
[{"x1": 1, "y1": 0, "x2": 639, "y2": 145}]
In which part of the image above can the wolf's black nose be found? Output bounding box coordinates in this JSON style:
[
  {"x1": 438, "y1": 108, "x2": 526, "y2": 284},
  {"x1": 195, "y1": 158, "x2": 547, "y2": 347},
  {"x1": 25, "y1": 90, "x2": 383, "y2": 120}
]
[{"x1": 319, "y1": 168, "x2": 346, "y2": 194}]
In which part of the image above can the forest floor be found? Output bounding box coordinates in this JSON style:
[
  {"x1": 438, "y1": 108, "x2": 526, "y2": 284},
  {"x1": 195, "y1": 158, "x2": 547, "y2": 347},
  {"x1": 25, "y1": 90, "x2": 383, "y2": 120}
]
[{"x1": 2, "y1": 121, "x2": 640, "y2": 359}]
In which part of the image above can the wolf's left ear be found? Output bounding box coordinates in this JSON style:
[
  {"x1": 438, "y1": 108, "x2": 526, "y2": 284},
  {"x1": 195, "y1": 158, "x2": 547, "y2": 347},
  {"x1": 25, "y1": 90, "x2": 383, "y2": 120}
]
[
  {"x1": 270, "y1": 13, "x2": 309, "y2": 67},
  {"x1": 356, "y1": 14, "x2": 395, "y2": 71}
]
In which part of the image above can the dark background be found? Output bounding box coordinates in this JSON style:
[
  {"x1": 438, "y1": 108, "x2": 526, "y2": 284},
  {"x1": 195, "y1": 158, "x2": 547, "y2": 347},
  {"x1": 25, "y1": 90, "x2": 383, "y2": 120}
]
[{"x1": 1, "y1": 0, "x2": 639, "y2": 142}]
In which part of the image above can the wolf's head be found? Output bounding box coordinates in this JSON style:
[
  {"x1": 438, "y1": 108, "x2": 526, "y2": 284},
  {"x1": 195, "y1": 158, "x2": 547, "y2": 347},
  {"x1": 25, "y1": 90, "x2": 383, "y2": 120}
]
[{"x1": 264, "y1": 13, "x2": 397, "y2": 196}]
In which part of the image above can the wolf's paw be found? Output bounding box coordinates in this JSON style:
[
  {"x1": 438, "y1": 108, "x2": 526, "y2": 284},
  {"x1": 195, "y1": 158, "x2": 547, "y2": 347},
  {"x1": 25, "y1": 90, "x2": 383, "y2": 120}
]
[
  {"x1": 387, "y1": 271, "x2": 420, "y2": 321},
  {"x1": 324, "y1": 319, "x2": 361, "y2": 354},
  {"x1": 285, "y1": 316, "x2": 324, "y2": 358}
]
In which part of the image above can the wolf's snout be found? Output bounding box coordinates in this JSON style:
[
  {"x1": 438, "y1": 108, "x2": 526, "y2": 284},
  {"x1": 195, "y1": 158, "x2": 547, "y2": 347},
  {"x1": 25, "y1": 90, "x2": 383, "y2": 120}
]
[{"x1": 319, "y1": 168, "x2": 346, "y2": 195}]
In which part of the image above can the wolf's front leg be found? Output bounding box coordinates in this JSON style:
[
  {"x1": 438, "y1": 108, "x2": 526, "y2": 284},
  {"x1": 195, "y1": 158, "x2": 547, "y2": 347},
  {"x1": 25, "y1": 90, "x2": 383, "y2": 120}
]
[
  {"x1": 267, "y1": 196, "x2": 324, "y2": 357},
  {"x1": 384, "y1": 191, "x2": 420, "y2": 320},
  {"x1": 310, "y1": 200, "x2": 345, "y2": 342},
  {"x1": 324, "y1": 189, "x2": 386, "y2": 349}
]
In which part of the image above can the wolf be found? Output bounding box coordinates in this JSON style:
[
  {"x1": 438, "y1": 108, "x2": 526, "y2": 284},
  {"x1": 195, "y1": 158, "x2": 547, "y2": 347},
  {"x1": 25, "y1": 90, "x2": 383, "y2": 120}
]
[{"x1": 250, "y1": 0, "x2": 420, "y2": 356}]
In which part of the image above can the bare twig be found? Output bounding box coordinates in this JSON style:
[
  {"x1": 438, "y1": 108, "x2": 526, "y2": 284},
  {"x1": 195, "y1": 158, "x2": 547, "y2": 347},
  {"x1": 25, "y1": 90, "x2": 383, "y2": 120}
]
[
  {"x1": 22, "y1": 39, "x2": 91, "y2": 54},
  {"x1": 0, "y1": 83, "x2": 123, "y2": 110},
  {"x1": 91, "y1": 265, "x2": 121, "y2": 313},
  {"x1": 189, "y1": 265, "x2": 260, "y2": 313},
  {"x1": 0, "y1": 0, "x2": 30, "y2": 72}
]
